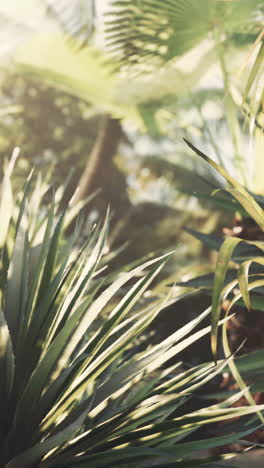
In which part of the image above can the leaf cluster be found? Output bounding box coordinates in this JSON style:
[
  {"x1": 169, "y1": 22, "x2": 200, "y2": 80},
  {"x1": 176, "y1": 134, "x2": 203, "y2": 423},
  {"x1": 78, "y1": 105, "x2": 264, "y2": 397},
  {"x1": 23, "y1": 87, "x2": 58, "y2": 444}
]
[
  {"x1": 1, "y1": 162, "x2": 262, "y2": 467},
  {"x1": 105, "y1": 0, "x2": 263, "y2": 68},
  {"x1": 178, "y1": 141, "x2": 264, "y2": 428}
]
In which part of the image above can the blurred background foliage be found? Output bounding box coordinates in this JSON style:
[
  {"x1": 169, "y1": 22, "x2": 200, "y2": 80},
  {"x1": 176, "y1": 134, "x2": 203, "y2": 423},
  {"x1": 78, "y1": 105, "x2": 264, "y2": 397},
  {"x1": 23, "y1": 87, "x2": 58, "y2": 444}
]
[{"x1": 0, "y1": 0, "x2": 263, "y2": 275}]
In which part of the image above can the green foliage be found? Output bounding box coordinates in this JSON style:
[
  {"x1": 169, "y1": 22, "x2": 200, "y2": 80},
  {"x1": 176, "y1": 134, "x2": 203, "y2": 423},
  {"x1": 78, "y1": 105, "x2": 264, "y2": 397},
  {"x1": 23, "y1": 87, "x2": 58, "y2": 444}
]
[
  {"x1": 1, "y1": 0, "x2": 262, "y2": 213},
  {"x1": 0, "y1": 71, "x2": 99, "y2": 187},
  {"x1": 0, "y1": 4, "x2": 264, "y2": 463},
  {"x1": 1, "y1": 165, "x2": 264, "y2": 467},
  {"x1": 179, "y1": 141, "x2": 264, "y2": 427},
  {"x1": 181, "y1": 140, "x2": 264, "y2": 347},
  {"x1": 105, "y1": 0, "x2": 263, "y2": 67}
]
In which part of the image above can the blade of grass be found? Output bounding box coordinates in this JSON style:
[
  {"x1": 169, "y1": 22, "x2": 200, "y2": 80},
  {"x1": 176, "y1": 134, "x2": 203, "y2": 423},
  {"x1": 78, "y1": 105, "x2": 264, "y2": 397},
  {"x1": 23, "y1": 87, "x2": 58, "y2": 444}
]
[
  {"x1": 211, "y1": 236, "x2": 241, "y2": 360},
  {"x1": 184, "y1": 139, "x2": 264, "y2": 231},
  {"x1": 0, "y1": 148, "x2": 19, "y2": 248},
  {"x1": 0, "y1": 307, "x2": 14, "y2": 429},
  {"x1": 222, "y1": 279, "x2": 264, "y2": 424},
  {"x1": 238, "y1": 257, "x2": 264, "y2": 310}
]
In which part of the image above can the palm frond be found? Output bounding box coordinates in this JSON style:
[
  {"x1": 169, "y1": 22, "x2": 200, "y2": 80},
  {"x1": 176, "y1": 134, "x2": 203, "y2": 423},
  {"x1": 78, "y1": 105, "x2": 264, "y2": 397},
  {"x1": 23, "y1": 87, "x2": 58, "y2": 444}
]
[
  {"x1": 105, "y1": 0, "x2": 264, "y2": 68},
  {"x1": 105, "y1": 0, "x2": 213, "y2": 67}
]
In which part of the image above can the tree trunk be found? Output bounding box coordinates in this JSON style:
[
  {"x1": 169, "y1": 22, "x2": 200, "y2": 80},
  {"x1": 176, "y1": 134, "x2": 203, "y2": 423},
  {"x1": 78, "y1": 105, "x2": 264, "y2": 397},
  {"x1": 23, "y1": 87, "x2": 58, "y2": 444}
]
[{"x1": 71, "y1": 115, "x2": 123, "y2": 205}]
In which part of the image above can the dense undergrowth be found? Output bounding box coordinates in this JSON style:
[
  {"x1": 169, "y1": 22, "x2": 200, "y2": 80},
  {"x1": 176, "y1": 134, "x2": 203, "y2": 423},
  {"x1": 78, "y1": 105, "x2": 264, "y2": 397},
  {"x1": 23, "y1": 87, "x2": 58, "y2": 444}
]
[{"x1": 1, "y1": 157, "x2": 264, "y2": 467}]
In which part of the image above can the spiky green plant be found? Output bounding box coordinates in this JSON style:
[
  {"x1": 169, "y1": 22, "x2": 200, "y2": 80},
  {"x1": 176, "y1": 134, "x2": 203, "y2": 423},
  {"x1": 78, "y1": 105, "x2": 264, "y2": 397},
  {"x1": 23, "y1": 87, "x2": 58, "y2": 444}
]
[
  {"x1": 179, "y1": 140, "x2": 264, "y2": 352},
  {"x1": 177, "y1": 140, "x2": 264, "y2": 429},
  {"x1": 1, "y1": 162, "x2": 264, "y2": 467}
]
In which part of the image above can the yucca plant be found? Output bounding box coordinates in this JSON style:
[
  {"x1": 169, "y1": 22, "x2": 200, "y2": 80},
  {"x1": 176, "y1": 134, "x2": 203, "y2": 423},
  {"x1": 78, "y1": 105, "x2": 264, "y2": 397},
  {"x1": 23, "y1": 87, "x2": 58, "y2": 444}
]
[{"x1": 2, "y1": 160, "x2": 264, "y2": 467}]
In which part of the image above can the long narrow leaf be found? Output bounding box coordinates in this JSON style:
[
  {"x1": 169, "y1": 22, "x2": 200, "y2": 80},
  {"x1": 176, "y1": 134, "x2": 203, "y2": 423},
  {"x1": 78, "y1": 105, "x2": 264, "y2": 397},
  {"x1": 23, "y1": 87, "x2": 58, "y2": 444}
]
[
  {"x1": 211, "y1": 237, "x2": 241, "y2": 360},
  {"x1": 184, "y1": 139, "x2": 264, "y2": 231}
]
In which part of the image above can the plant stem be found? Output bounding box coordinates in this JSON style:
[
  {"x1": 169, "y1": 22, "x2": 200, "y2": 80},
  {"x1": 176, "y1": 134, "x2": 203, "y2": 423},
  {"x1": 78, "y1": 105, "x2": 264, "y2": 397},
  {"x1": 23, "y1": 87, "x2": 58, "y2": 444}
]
[{"x1": 71, "y1": 115, "x2": 122, "y2": 205}]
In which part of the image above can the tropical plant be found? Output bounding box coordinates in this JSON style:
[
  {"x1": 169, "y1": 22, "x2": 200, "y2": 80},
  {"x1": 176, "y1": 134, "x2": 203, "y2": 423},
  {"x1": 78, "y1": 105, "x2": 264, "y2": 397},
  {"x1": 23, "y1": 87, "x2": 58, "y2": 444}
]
[
  {"x1": 0, "y1": 0, "x2": 261, "y2": 279},
  {"x1": 105, "y1": 1, "x2": 262, "y2": 63},
  {"x1": 2, "y1": 159, "x2": 264, "y2": 467},
  {"x1": 2, "y1": 0, "x2": 263, "y2": 201},
  {"x1": 1, "y1": 2, "x2": 263, "y2": 302},
  {"x1": 105, "y1": 0, "x2": 264, "y2": 203},
  {"x1": 176, "y1": 141, "x2": 264, "y2": 439}
]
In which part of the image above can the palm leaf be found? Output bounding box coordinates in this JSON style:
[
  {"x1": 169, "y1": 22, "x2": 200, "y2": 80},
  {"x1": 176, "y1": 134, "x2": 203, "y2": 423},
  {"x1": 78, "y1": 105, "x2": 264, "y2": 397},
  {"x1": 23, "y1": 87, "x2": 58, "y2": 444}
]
[{"x1": 105, "y1": 0, "x2": 263, "y2": 67}]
